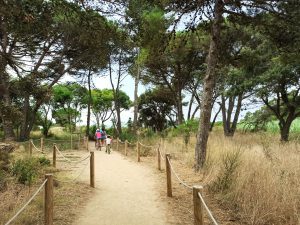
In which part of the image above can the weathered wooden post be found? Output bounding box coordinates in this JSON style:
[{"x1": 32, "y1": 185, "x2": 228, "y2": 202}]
[
  {"x1": 165, "y1": 154, "x2": 172, "y2": 197},
  {"x1": 41, "y1": 137, "x2": 44, "y2": 153},
  {"x1": 117, "y1": 138, "x2": 119, "y2": 151},
  {"x1": 86, "y1": 136, "x2": 89, "y2": 151},
  {"x1": 70, "y1": 133, "x2": 73, "y2": 151},
  {"x1": 157, "y1": 148, "x2": 161, "y2": 171},
  {"x1": 137, "y1": 142, "x2": 140, "y2": 162},
  {"x1": 193, "y1": 186, "x2": 204, "y2": 225},
  {"x1": 90, "y1": 151, "x2": 95, "y2": 188},
  {"x1": 29, "y1": 139, "x2": 32, "y2": 156},
  {"x1": 52, "y1": 144, "x2": 56, "y2": 168},
  {"x1": 78, "y1": 134, "x2": 81, "y2": 150},
  {"x1": 125, "y1": 140, "x2": 128, "y2": 156},
  {"x1": 45, "y1": 174, "x2": 53, "y2": 225}
]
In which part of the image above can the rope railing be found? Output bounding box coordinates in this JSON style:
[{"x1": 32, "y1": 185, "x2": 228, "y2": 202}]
[
  {"x1": 138, "y1": 142, "x2": 154, "y2": 148},
  {"x1": 197, "y1": 192, "x2": 219, "y2": 225},
  {"x1": 31, "y1": 140, "x2": 45, "y2": 154},
  {"x1": 118, "y1": 139, "x2": 125, "y2": 144},
  {"x1": 55, "y1": 145, "x2": 90, "y2": 164},
  {"x1": 54, "y1": 157, "x2": 91, "y2": 183},
  {"x1": 166, "y1": 156, "x2": 193, "y2": 190},
  {"x1": 4, "y1": 179, "x2": 48, "y2": 225}
]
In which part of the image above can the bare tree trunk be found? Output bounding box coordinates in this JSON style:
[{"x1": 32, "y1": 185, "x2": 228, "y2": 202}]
[
  {"x1": 86, "y1": 69, "x2": 92, "y2": 137},
  {"x1": 1, "y1": 91, "x2": 16, "y2": 141},
  {"x1": 133, "y1": 50, "x2": 140, "y2": 134},
  {"x1": 195, "y1": 0, "x2": 224, "y2": 171},
  {"x1": 187, "y1": 94, "x2": 195, "y2": 120},
  {"x1": 221, "y1": 94, "x2": 243, "y2": 137},
  {"x1": 177, "y1": 92, "x2": 184, "y2": 124},
  {"x1": 210, "y1": 103, "x2": 222, "y2": 131}
]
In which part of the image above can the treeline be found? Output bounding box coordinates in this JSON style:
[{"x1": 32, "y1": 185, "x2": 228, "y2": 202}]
[{"x1": 1, "y1": 1, "x2": 300, "y2": 168}]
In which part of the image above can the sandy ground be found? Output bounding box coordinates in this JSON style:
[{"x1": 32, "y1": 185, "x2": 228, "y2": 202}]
[{"x1": 73, "y1": 143, "x2": 169, "y2": 225}]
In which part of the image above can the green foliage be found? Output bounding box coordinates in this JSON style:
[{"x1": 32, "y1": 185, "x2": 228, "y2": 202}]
[
  {"x1": 241, "y1": 108, "x2": 273, "y2": 132},
  {"x1": 38, "y1": 156, "x2": 51, "y2": 166},
  {"x1": 12, "y1": 156, "x2": 49, "y2": 185},
  {"x1": 166, "y1": 119, "x2": 199, "y2": 137},
  {"x1": 138, "y1": 88, "x2": 176, "y2": 131}
]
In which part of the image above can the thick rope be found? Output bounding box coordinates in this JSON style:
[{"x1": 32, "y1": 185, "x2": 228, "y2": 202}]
[
  {"x1": 127, "y1": 141, "x2": 135, "y2": 145},
  {"x1": 55, "y1": 146, "x2": 90, "y2": 164},
  {"x1": 118, "y1": 139, "x2": 125, "y2": 144},
  {"x1": 158, "y1": 148, "x2": 165, "y2": 161},
  {"x1": 54, "y1": 157, "x2": 90, "y2": 183},
  {"x1": 166, "y1": 157, "x2": 193, "y2": 190},
  {"x1": 31, "y1": 141, "x2": 44, "y2": 154},
  {"x1": 139, "y1": 142, "x2": 154, "y2": 148},
  {"x1": 198, "y1": 192, "x2": 219, "y2": 225},
  {"x1": 4, "y1": 179, "x2": 48, "y2": 225}
]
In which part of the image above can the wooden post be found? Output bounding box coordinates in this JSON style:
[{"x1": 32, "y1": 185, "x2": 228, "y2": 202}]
[
  {"x1": 52, "y1": 144, "x2": 56, "y2": 168},
  {"x1": 86, "y1": 136, "x2": 89, "y2": 151},
  {"x1": 166, "y1": 154, "x2": 172, "y2": 197},
  {"x1": 125, "y1": 140, "x2": 128, "y2": 156},
  {"x1": 157, "y1": 148, "x2": 161, "y2": 171},
  {"x1": 70, "y1": 133, "x2": 73, "y2": 151},
  {"x1": 137, "y1": 142, "x2": 140, "y2": 162},
  {"x1": 117, "y1": 138, "x2": 119, "y2": 151},
  {"x1": 90, "y1": 151, "x2": 95, "y2": 188},
  {"x1": 41, "y1": 138, "x2": 44, "y2": 153},
  {"x1": 29, "y1": 139, "x2": 32, "y2": 156},
  {"x1": 45, "y1": 174, "x2": 53, "y2": 225},
  {"x1": 193, "y1": 186, "x2": 204, "y2": 225},
  {"x1": 78, "y1": 134, "x2": 80, "y2": 150}
]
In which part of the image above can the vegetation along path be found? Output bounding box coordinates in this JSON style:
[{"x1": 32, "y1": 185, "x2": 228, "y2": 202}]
[{"x1": 74, "y1": 142, "x2": 169, "y2": 225}]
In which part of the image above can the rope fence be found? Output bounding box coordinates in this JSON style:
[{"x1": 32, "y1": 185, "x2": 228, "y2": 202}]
[
  {"x1": 4, "y1": 136, "x2": 95, "y2": 225},
  {"x1": 198, "y1": 192, "x2": 219, "y2": 225},
  {"x1": 166, "y1": 156, "x2": 193, "y2": 190},
  {"x1": 4, "y1": 179, "x2": 48, "y2": 225}
]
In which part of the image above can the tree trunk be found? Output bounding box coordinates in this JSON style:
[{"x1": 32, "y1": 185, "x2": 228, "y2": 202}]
[
  {"x1": 115, "y1": 99, "x2": 122, "y2": 134},
  {"x1": 1, "y1": 91, "x2": 16, "y2": 141},
  {"x1": 86, "y1": 70, "x2": 92, "y2": 137},
  {"x1": 19, "y1": 95, "x2": 30, "y2": 141},
  {"x1": 177, "y1": 92, "x2": 184, "y2": 124},
  {"x1": 221, "y1": 94, "x2": 243, "y2": 137},
  {"x1": 133, "y1": 50, "x2": 140, "y2": 134},
  {"x1": 210, "y1": 103, "x2": 222, "y2": 132},
  {"x1": 279, "y1": 114, "x2": 295, "y2": 142},
  {"x1": 187, "y1": 94, "x2": 195, "y2": 120},
  {"x1": 195, "y1": 0, "x2": 224, "y2": 171}
]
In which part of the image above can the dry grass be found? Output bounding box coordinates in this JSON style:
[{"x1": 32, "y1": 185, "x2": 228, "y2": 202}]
[
  {"x1": 167, "y1": 132, "x2": 300, "y2": 225},
  {"x1": 123, "y1": 131, "x2": 300, "y2": 225},
  {"x1": 0, "y1": 142, "x2": 92, "y2": 225}
]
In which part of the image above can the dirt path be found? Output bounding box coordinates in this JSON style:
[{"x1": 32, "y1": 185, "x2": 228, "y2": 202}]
[{"x1": 74, "y1": 143, "x2": 169, "y2": 225}]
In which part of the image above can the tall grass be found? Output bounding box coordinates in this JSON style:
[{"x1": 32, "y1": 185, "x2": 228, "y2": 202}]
[{"x1": 160, "y1": 131, "x2": 300, "y2": 225}]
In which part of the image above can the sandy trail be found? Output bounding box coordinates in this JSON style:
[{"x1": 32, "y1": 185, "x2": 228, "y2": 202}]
[{"x1": 74, "y1": 143, "x2": 169, "y2": 225}]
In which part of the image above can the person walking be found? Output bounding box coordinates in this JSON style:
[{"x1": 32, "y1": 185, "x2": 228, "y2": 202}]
[
  {"x1": 105, "y1": 135, "x2": 112, "y2": 154},
  {"x1": 100, "y1": 128, "x2": 107, "y2": 147},
  {"x1": 95, "y1": 129, "x2": 101, "y2": 150}
]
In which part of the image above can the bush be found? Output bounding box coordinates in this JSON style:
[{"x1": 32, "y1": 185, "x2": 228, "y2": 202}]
[
  {"x1": 12, "y1": 156, "x2": 49, "y2": 185},
  {"x1": 38, "y1": 156, "x2": 51, "y2": 166},
  {"x1": 210, "y1": 150, "x2": 241, "y2": 193}
]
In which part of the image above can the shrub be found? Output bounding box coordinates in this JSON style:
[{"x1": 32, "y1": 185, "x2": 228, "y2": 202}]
[
  {"x1": 210, "y1": 150, "x2": 241, "y2": 193},
  {"x1": 38, "y1": 156, "x2": 51, "y2": 166},
  {"x1": 12, "y1": 156, "x2": 49, "y2": 185}
]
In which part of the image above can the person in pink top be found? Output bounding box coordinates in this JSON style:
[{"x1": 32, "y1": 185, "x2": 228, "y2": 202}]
[{"x1": 95, "y1": 129, "x2": 101, "y2": 150}]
